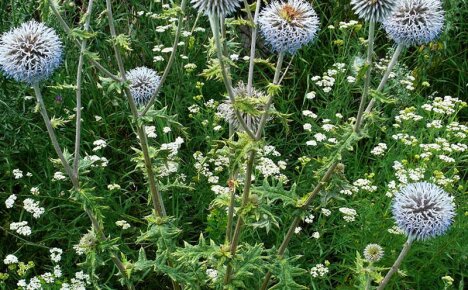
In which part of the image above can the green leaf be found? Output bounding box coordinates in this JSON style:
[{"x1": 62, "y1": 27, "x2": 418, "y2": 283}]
[
  {"x1": 269, "y1": 256, "x2": 308, "y2": 290},
  {"x1": 71, "y1": 28, "x2": 97, "y2": 40}
]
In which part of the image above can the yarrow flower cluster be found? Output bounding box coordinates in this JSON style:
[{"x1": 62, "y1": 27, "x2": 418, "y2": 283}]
[
  {"x1": 350, "y1": 0, "x2": 397, "y2": 22},
  {"x1": 363, "y1": 244, "x2": 384, "y2": 262},
  {"x1": 217, "y1": 81, "x2": 270, "y2": 133},
  {"x1": 383, "y1": 0, "x2": 444, "y2": 46},
  {"x1": 127, "y1": 66, "x2": 161, "y2": 106},
  {"x1": 310, "y1": 263, "x2": 329, "y2": 278},
  {"x1": 392, "y1": 182, "x2": 455, "y2": 240},
  {"x1": 0, "y1": 20, "x2": 62, "y2": 84},
  {"x1": 191, "y1": 0, "x2": 242, "y2": 16},
  {"x1": 259, "y1": 0, "x2": 320, "y2": 53}
]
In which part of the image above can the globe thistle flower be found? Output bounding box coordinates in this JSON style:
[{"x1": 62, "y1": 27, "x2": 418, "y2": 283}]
[
  {"x1": 258, "y1": 0, "x2": 320, "y2": 54},
  {"x1": 191, "y1": 0, "x2": 243, "y2": 16},
  {"x1": 217, "y1": 82, "x2": 271, "y2": 132},
  {"x1": 126, "y1": 67, "x2": 161, "y2": 106},
  {"x1": 363, "y1": 244, "x2": 384, "y2": 262},
  {"x1": 383, "y1": 0, "x2": 444, "y2": 46},
  {"x1": 392, "y1": 182, "x2": 455, "y2": 241},
  {"x1": 0, "y1": 20, "x2": 62, "y2": 84},
  {"x1": 350, "y1": 0, "x2": 397, "y2": 22}
]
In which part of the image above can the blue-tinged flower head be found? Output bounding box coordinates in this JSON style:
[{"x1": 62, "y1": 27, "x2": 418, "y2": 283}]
[
  {"x1": 217, "y1": 81, "x2": 271, "y2": 133},
  {"x1": 0, "y1": 20, "x2": 62, "y2": 84},
  {"x1": 191, "y1": 0, "x2": 243, "y2": 16},
  {"x1": 392, "y1": 182, "x2": 455, "y2": 241},
  {"x1": 126, "y1": 67, "x2": 161, "y2": 106},
  {"x1": 351, "y1": 0, "x2": 397, "y2": 22},
  {"x1": 383, "y1": 0, "x2": 444, "y2": 46},
  {"x1": 259, "y1": 0, "x2": 320, "y2": 54}
]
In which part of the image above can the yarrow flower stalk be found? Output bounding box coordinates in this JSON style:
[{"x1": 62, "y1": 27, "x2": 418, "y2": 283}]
[
  {"x1": 351, "y1": 0, "x2": 397, "y2": 22},
  {"x1": 383, "y1": 0, "x2": 444, "y2": 46},
  {"x1": 259, "y1": 0, "x2": 320, "y2": 53},
  {"x1": 378, "y1": 182, "x2": 455, "y2": 290},
  {"x1": 0, "y1": 20, "x2": 62, "y2": 84},
  {"x1": 126, "y1": 67, "x2": 161, "y2": 106},
  {"x1": 191, "y1": 0, "x2": 243, "y2": 16}
]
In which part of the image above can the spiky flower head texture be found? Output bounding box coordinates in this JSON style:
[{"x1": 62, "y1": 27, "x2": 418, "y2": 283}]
[
  {"x1": 392, "y1": 182, "x2": 455, "y2": 241},
  {"x1": 217, "y1": 81, "x2": 271, "y2": 133},
  {"x1": 127, "y1": 67, "x2": 161, "y2": 106},
  {"x1": 383, "y1": 0, "x2": 444, "y2": 46},
  {"x1": 363, "y1": 244, "x2": 384, "y2": 262},
  {"x1": 350, "y1": 0, "x2": 397, "y2": 22},
  {"x1": 259, "y1": 0, "x2": 320, "y2": 54},
  {"x1": 0, "y1": 20, "x2": 62, "y2": 84},
  {"x1": 191, "y1": 0, "x2": 243, "y2": 16}
]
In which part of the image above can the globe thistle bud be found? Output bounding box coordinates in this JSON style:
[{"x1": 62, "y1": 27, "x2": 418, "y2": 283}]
[
  {"x1": 259, "y1": 0, "x2": 320, "y2": 54},
  {"x1": 392, "y1": 182, "x2": 455, "y2": 241},
  {"x1": 363, "y1": 244, "x2": 384, "y2": 262},
  {"x1": 126, "y1": 67, "x2": 161, "y2": 106},
  {"x1": 350, "y1": 0, "x2": 397, "y2": 22},
  {"x1": 191, "y1": 0, "x2": 243, "y2": 16},
  {"x1": 0, "y1": 20, "x2": 63, "y2": 84},
  {"x1": 217, "y1": 81, "x2": 271, "y2": 132},
  {"x1": 383, "y1": 0, "x2": 444, "y2": 46}
]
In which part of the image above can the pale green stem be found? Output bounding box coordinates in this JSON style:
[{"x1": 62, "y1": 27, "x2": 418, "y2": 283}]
[
  {"x1": 246, "y1": 0, "x2": 262, "y2": 95},
  {"x1": 73, "y1": 0, "x2": 95, "y2": 177},
  {"x1": 364, "y1": 43, "x2": 404, "y2": 114},
  {"x1": 105, "y1": 0, "x2": 167, "y2": 218},
  {"x1": 377, "y1": 238, "x2": 414, "y2": 290},
  {"x1": 208, "y1": 13, "x2": 256, "y2": 139},
  {"x1": 33, "y1": 84, "x2": 131, "y2": 289},
  {"x1": 141, "y1": 0, "x2": 187, "y2": 116},
  {"x1": 354, "y1": 21, "x2": 375, "y2": 132},
  {"x1": 47, "y1": 0, "x2": 121, "y2": 82}
]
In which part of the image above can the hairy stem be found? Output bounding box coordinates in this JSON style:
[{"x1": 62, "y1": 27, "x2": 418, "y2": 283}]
[
  {"x1": 47, "y1": 0, "x2": 121, "y2": 82},
  {"x1": 364, "y1": 43, "x2": 404, "y2": 114},
  {"x1": 354, "y1": 21, "x2": 375, "y2": 132},
  {"x1": 208, "y1": 14, "x2": 256, "y2": 139},
  {"x1": 105, "y1": 0, "x2": 167, "y2": 218},
  {"x1": 33, "y1": 84, "x2": 132, "y2": 289},
  {"x1": 377, "y1": 238, "x2": 413, "y2": 290},
  {"x1": 246, "y1": 0, "x2": 262, "y2": 95},
  {"x1": 141, "y1": 0, "x2": 187, "y2": 116},
  {"x1": 73, "y1": 0, "x2": 95, "y2": 177}
]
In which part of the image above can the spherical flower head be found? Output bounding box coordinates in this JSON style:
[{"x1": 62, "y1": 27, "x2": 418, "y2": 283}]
[
  {"x1": 392, "y1": 182, "x2": 455, "y2": 241},
  {"x1": 191, "y1": 0, "x2": 243, "y2": 16},
  {"x1": 126, "y1": 67, "x2": 161, "y2": 106},
  {"x1": 363, "y1": 243, "x2": 384, "y2": 262},
  {"x1": 217, "y1": 81, "x2": 271, "y2": 133},
  {"x1": 0, "y1": 20, "x2": 63, "y2": 84},
  {"x1": 350, "y1": 0, "x2": 397, "y2": 22},
  {"x1": 259, "y1": 0, "x2": 320, "y2": 54},
  {"x1": 383, "y1": 0, "x2": 444, "y2": 46}
]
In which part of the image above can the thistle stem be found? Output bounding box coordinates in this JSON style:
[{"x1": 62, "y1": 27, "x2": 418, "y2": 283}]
[
  {"x1": 73, "y1": 0, "x2": 95, "y2": 178},
  {"x1": 141, "y1": 0, "x2": 187, "y2": 116},
  {"x1": 354, "y1": 21, "x2": 375, "y2": 132},
  {"x1": 208, "y1": 14, "x2": 256, "y2": 139},
  {"x1": 246, "y1": 0, "x2": 262, "y2": 96},
  {"x1": 364, "y1": 43, "x2": 404, "y2": 114},
  {"x1": 377, "y1": 238, "x2": 413, "y2": 290},
  {"x1": 47, "y1": 0, "x2": 121, "y2": 82},
  {"x1": 105, "y1": 0, "x2": 167, "y2": 218},
  {"x1": 33, "y1": 84, "x2": 133, "y2": 289}
]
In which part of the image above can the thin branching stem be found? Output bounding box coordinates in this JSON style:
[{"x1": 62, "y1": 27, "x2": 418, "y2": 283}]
[
  {"x1": 105, "y1": 0, "x2": 167, "y2": 218},
  {"x1": 246, "y1": 0, "x2": 262, "y2": 95},
  {"x1": 33, "y1": 83, "x2": 133, "y2": 289},
  {"x1": 47, "y1": 0, "x2": 121, "y2": 82},
  {"x1": 354, "y1": 21, "x2": 375, "y2": 132},
  {"x1": 73, "y1": 0, "x2": 95, "y2": 177},
  {"x1": 141, "y1": 0, "x2": 187, "y2": 116},
  {"x1": 365, "y1": 43, "x2": 404, "y2": 114},
  {"x1": 208, "y1": 14, "x2": 256, "y2": 139}
]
